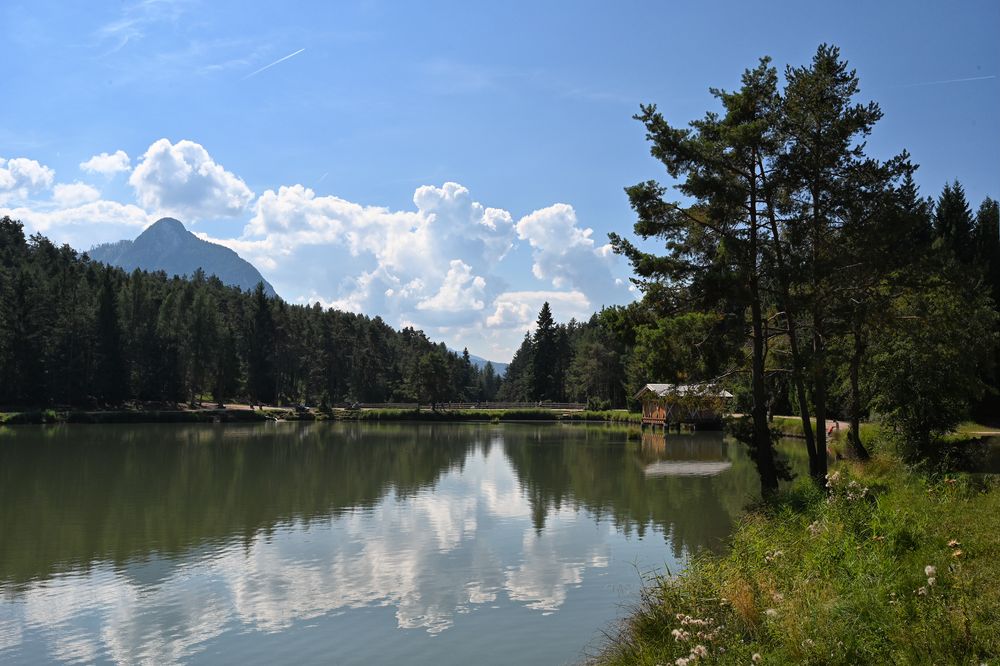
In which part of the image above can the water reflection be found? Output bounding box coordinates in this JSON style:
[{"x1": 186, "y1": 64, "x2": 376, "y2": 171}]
[{"x1": 0, "y1": 423, "x2": 806, "y2": 664}]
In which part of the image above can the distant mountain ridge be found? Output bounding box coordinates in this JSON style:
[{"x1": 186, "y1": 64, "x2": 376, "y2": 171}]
[
  {"x1": 450, "y1": 349, "x2": 508, "y2": 376},
  {"x1": 88, "y1": 218, "x2": 277, "y2": 297}
]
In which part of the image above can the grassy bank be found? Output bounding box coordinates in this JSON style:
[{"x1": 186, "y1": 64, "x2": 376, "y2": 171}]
[
  {"x1": 334, "y1": 408, "x2": 641, "y2": 423},
  {"x1": 597, "y1": 456, "x2": 1000, "y2": 665},
  {"x1": 0, "y1": 408, "x2": 276, "y2": 425}
]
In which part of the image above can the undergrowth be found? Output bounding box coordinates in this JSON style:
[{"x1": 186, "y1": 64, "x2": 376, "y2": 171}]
[{"x1": 597, "y1": 458, "x2": 1000, "y2": 665}]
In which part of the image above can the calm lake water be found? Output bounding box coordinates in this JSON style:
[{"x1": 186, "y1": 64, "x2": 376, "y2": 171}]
[{"x1": 0, "y1": 422, "x2": 806, "y2": 665}]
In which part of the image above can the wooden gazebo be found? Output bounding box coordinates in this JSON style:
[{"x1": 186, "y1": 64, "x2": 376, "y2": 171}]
[{"x1": 634, "y1": 383, "x2": 734, "y2": 429}]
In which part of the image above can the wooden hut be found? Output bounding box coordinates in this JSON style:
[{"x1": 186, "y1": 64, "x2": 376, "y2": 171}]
[{"x1": 634, "y1": 383, "x2": 733, "y2": 429}]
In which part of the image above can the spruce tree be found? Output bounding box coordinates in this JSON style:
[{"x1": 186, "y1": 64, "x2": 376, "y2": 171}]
[
  {"x1": 247, "y1": 282, "x2": 276, "y2": 403},
  {"x1": 94, "y1": 268, "x2": 128, "y2": 404},
  {"x1": 934, "y1": 181, "x2": 975, "y2": 264},
  {"x1": 531, "y1": 303, "x2": 558, "y2": 401}
]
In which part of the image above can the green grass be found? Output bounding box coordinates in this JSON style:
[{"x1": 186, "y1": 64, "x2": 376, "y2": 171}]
[
  {"x1": 560, "y1": 409, "x2": 642, "y2": 423},
  {"x1": 0, "y1": 408, "x2": 271, "y2": 425},
  {"x1": 337, "y1": 408, "x2": 571, "y2": 422},
  {"x1": 333, "y1": 407, "x2": 643, "y2": 423},
  {"x1": 596, "y1": 457, "x2": 1000, "y2": 665},
  {"x1": 0, "y1": 409, "x2": 61, "y2": 425},
  {"x1": 954, "y1": 421, "x2": 1000, "y2": 436}
]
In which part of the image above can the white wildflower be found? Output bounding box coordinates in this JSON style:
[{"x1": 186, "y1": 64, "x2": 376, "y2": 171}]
[
  {"x1": 924, "y1": 565, "x2": 936, "y2": 577},
  {"x1": 675, "y1": 658, "x2": 689, "y2": 666},
  {"x1": 692, "y1": 645, "x2": 708, "y2": 658},
  {"x1": 764, "y1": 608, "x2": 778, "y2": 618},
  {"x1": 752, "y1": 653, "x2": 763, "y2": 663}
]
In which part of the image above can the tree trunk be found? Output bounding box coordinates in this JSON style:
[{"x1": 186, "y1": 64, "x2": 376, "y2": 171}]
[
  {"x1": 748, "y1": 183, "x2": 779, "y2": 496},
  {"x1": 847, "y1": 318, "x2": 871, "y2": 460},
  {"x1": 810, "y1": 183, "x2": 829, "y2": 484},
  {"x1": 757, "y1": 156, "x2": 819, "y2": 475},
  {"x1": 751, "y1": 291, "x2": 779, "y2": 495},
  {"x1": 812, "y1": 316, "x2": 829, "y2": 482}
]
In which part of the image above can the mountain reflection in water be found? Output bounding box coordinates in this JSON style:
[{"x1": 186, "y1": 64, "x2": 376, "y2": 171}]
[{"x1": 0, "y1": 423, "x2": 807, "y2": 665}]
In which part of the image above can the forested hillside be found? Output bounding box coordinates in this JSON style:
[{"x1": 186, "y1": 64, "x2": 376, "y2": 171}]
[{"x1": 0, "y1": 217, "x2": 501, "y2": 407}]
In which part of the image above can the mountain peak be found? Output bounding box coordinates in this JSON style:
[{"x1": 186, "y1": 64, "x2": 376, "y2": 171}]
[
  {"x1": 89, "y1": 217, "x2": 277, "y2": 297},
  {"x1": 147, "y1": 217, "x2": 186, "y2": 232},
  {"x1": 138, "y1": 217, "x2": 188, "y2": 241}
]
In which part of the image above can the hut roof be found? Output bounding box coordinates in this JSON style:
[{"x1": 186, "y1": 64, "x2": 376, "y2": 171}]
[{"x1": 633, "y1": 383, "x2": 734, "y2": 400}]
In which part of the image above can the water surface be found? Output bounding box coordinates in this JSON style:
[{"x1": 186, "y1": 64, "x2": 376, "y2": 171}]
[{"x1": 0, "y1": 422, "x2": 804, "y2": 664}]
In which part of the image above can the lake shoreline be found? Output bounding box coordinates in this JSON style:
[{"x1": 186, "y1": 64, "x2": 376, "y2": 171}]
[
  {"x1": 595, "y1": 451, "x2": 1000, "y2": 664},
  {"x1": 0, "y1": 407, "x2": 645, "y2": 426}
]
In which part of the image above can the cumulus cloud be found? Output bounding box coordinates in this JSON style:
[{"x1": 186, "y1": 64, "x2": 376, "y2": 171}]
[
  {"x1": 204, "y1": 179, "x2": 627, "y2": 355},
  {"x1": 80, "y1": 150, "x2": 131, "y2": 175},
  {"x1": 0, "y1": 157, "x2": 55, "y2": 202},
  {"x1": 515, "y1": 203, "x2": 615, "y2": 292},
  {"x1": 52, "y1": 182, "x2": 101, "y2": 206},
  {"x1": 486, "y1": 290, "x2": 592, "y2": 329},
  {"x1": 219, "y1": 181, "x2": 517, "y2": 329},
  {"x1": 129, "y1": 139, "x2": 254, "y2": 220},
  {"x1": 416, "y1": 260, "x2": 486, "y2": 313},
  {"x1": 1, "y1": 200, "x2": 151, "y2": 249},
  {"x1": 1, "y1": 139, "x2": 631, "y2": 360}
]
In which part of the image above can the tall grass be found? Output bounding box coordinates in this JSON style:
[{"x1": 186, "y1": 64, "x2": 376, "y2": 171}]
[{"x1": 596, "y1": 459, "x2": 1000, "y2": 665}]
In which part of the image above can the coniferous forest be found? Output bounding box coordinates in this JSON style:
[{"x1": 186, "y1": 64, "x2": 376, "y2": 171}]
[{"x1": 0, "y1": 216, "x2": 502, "y2": 408}]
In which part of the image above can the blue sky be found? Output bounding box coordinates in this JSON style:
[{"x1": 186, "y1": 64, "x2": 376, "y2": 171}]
[{"x1": 1, "y1": 0, "x2": 997, "y2": 361}]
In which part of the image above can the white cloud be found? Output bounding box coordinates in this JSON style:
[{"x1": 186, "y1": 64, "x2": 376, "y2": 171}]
[
  {"x1": 220, "y1": 180, "x2": 516, "y2": 330},
  {"x1": 486, "y1": 290, "x2": 592, "y2": 329},
  {"x1": 129, "y1": 138, "x2": 254, "y2": 220},
  {"x1": 0, "y1": 157, "x2": 55, "y2": 202},
  {"x1": 515, "y1": 203, "x2": 614, "y2": 291},
  {"x1": 0, "y1": 139, "x2": 632, "y2": 360},
  {"x1": 416, "y1": 260, "x2": 486, "y2": 313},
  {"x1": 52, "y1": 182, "x2": 101, "y2": 206},
  {"x1": 80, "y1": 150, "x2": 131, "y2": 175},
  {"x1": 1, "y1": 200, "x2": 151, "y2": 249}
]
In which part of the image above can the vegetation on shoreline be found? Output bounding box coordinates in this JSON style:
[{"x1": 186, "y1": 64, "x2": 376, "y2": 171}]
[
  {"x1": 0, "y1": 406, "x2": 645, "y2": 425},
  {"x1": 0, "y1": 217, "x2": 504, "y2": 409},
  {"x1": 597, "y1": 453, "x2": 1000, "y2": 665},
  {"x1": 608, "y1": 43, "x2": 1000, "y2": 495}
]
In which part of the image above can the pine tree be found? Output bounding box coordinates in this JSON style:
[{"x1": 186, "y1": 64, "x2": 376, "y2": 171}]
[
  {"x1": 188, "y1": 289, "x2": 220, "y2": 404},
  {"x1": 610, "y1": 57, "x2": 785, "y2": 492},
  {"x1": 497, "y1": 333, "x2": 534, "y2": 401},
  {"x1": 531, "y1": 302, "x2": 558, "y2": 401},
  {"x1": 975, "y1": 197, "x2": 1000, "y2": 304},
  {"x1": 934, "y1": 181, "x2": 975, "y2": 264},
  {"x1": 247, "y1": 282, "x2": 276, "y2": 404},
  {"x1": 94, "y1": 268, "x2": 128, "y2": 404}
]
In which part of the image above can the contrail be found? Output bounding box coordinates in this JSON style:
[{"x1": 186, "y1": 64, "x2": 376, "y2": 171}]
[
  {"x1": 243, "y1": 48, "x2": 306, "y2": 80},
  {"x1": 900, "y1": 74, "x2": 996, "y2": 88}
]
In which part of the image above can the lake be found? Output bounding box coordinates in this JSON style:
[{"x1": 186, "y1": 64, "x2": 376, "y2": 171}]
[{"x1": 0, "y1": 422, "x2": 806, "y2": 665}]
